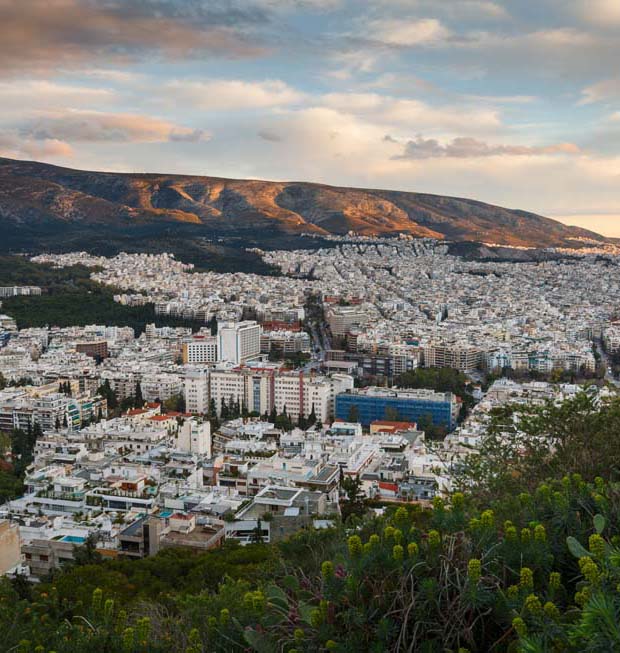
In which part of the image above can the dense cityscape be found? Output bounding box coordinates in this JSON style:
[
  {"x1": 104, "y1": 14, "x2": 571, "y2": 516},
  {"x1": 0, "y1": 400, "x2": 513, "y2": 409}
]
[
  {"x1": 1, "y1": 237, "x2": 619, "y2": 579},
  {"x1": 4, "y1": 0, "x2": 620, "y2": 648}
]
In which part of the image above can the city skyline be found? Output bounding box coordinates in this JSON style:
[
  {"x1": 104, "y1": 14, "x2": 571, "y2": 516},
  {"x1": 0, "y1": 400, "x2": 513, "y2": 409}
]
[{"x1": 0, "y1": 1, "x2": 619, "y2": 235}]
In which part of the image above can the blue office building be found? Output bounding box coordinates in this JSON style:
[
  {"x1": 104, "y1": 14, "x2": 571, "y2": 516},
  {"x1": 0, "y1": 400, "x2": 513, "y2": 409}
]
[{"x1": 335, "y1": 387, "x2": 458, "y2": 430}]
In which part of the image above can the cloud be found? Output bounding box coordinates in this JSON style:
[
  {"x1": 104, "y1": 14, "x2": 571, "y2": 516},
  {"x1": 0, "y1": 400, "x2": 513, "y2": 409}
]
[
  {"x1": 396, "y1": 136, "x2": 580, "y2": 159},
  {"x1": 79, "y1": 69, "x2": 145, "y2": 83},
  {"x1": 258, "y1": 129, "x2": 284, "y2": 141},
  {"x1": 20, "y1": 111, "x2": 208, "y2": 143},
  {"x1": 574, "y1": 0, "x2": 620, "y2": 26},
  {"x1": 255, "y1": 0, "x2": 342, "y2": 9},
  {"x1": 0, "y1": 80, "x2": 116, "y2": 115},
  {"x1": 0, "y1": 131, "x2": 74, "y2": 159},
  {"x1": 0, "y1": 0, "x2": 268, "y2": 77},
  {"x1": 163, "y1": 78, "x2": 304, "y2": 110},
  {"x1": 580, "y1": 78, "x2": 620, "y2": 104},
  {"x1": 365, "y1": 18, "x2": 451, "y2": 47},
  {"x1": 371, "y1": 0, "x2": 508, "y2": 21},
  {"x1": 321, "y1": 92, "x2": 502, "y2": 134}
]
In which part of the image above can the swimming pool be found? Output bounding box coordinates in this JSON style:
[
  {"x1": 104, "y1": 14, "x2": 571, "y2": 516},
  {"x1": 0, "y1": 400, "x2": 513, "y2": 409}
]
[{"x1": 62, "y1": 535, "x2": 86, "y2": 544}]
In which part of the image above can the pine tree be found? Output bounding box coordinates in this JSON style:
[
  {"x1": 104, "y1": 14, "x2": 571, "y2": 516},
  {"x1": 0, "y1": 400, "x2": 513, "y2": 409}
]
[
  {"x1": 134, "y1": 381, "x2": 143, "y2": 409},
  {"x1": 308, "y1": 403, "x2": 317, "y2": 426}
]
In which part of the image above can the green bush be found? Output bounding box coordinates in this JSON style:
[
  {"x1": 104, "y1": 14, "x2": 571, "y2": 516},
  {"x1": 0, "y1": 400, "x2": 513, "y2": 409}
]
[{"x1": 4, "y1": 475, "x2": 620, "y2": 652}]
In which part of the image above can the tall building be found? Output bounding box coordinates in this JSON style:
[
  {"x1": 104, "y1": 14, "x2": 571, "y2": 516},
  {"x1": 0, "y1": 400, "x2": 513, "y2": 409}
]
[
  {"x1": 325, "y1": 305, "x2": 368, "y2": 337},
  {"x1": 273, "y1": 373, "x2": 332, "y2": 424},
  {"x1": 423, "y1": 343, "x2": 482, "y2": 372},
  {"x1": 218, "y1": 321, "x2": 261, "y2": 365},
  {"x1": 335, "y1": 387, "x2": 459, "y2": 430},
  {"x1": 184, "y1": 370, "x2": 209, "y2": 414},
  {"x1": 182, "y1": 335, "x2": 218, "y2": 364},
  {"x1": 204, "y1": 368, "x2": 353, "y2": 423},
  {"x1": 209, "y1": 368, "x2": 273, "y2": 417},
  {"x1": 75, "y1": 341, "x2": 109, "y2": 361}
]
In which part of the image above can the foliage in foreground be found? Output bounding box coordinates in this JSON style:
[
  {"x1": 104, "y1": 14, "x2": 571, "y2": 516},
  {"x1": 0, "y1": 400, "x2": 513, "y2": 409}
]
[
  {"x1": 3, "y1": 475, "x2": 620, "y2": 652},
  {"x1": 454, "y1": 392, "x2": 620, "y2": 504}
]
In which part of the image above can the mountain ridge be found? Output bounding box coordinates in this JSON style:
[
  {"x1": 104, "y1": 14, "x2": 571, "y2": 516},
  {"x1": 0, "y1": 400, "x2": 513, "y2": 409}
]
[{"x1": 0, "y1": 157, "x2": 606, "y2": 248}]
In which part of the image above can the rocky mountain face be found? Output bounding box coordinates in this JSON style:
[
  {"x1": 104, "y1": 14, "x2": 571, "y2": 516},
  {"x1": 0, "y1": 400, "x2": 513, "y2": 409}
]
[{"x1": 0, "y1": 157, "x2": 605, "y2": 248}]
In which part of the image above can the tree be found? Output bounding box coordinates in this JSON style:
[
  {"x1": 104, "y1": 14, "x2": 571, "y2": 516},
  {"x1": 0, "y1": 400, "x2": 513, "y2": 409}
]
[
  {"x1": 208, "y1": 398, "x2": 217, "y2": 418},
  {"x1": 133, "y1": 381, "x2": 144, "y2": 409},
  {"x1": 340, "y1": 474, "x2": 368, "y2": 521},
  {"x1": 208, "y1": 315, "x2": 218, "y2": 336},
  {"x1": 72, "y1": 533, "x2": 102, "y2": 566},
  {"x1": 250, "y1": 518, "x2": 264, "y2": 544},
  {"x1": 384, "y1": 406, "x2": 401, "y2": 422},
  {"x1": 269, "y1": 406, "x2": 278, "y2": 424},
  {"x1": 347, "y1": 404, "x2": 359, "y2": 423},
  {"x1": 55, "y1": 417, "x2": 61, "y2": 430},
  {"x1": 455, "y1": 392, "x2": 620, "y2": 503},
  {"x1": 62, "y1": 414, "x2": 68, "y2": 428},
  {"x1": 308, "y1": 404, "x2": 317, "y2": 426},
  {"x1": 164, "y1": 394, "x2": 186, "y2": 413},
  {"x1": 97, "y1": 380, "x2": 118, "y2": 410},
  {"x1": 396, "y1": 367, "x2": 474, "y2": 414}
]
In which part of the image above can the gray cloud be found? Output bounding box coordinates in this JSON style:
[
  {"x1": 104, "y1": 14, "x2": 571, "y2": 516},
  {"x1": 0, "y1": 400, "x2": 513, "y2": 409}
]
[
  {"x1": 19, "y1": 111, "x2": 209, "y2": 143},
  {"x1": 258, "y1": 128, "x2": 284, "y2": 142},
  {"x1": 0, "y1": 130, "x2": 74, "y2": 159},
  {"x1": 0, "y1": 0, "x2": 270, "y2": 77},
  {"x1": 396, "y1": 136, "x2": 580, "y2": 159}
]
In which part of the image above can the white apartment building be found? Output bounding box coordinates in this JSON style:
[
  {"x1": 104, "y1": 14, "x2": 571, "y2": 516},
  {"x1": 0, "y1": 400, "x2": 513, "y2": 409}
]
[
  {"x1": 218, "y1": 321, "x2": 261, "y2": 365},
  {"x1": 188, "y1": 367, "x2": 352, "y2": 423},
  {"x1": 182, "y1": 336, "x2": 218, "y2": 364},
  {"x1": 273, "y1": 374, "x2": 332, "y2": 424},
  {"x1": 141, "y1": 373, "x2": 183, "y2": 402},
  {"x1": 209, "y1": 369, "x2": 247, "y2": 414},
  {"x1": 177, "y1": 418, "x2": 211, "y2": 456},
  {"x1": 208, "y1": 368, "x2": 272, "y2": 416},
  {"x1": 184, "y1": 370, "x2": 209, "y2": 414},
  {"x1": 325, "y1": 305, "x2": 368, "y2": 337}
]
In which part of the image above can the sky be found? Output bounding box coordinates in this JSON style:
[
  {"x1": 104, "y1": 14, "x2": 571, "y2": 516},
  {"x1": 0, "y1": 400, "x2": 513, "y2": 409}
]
[{"x1": 1, "y1": 1, "x2": 620, "y2": 237}]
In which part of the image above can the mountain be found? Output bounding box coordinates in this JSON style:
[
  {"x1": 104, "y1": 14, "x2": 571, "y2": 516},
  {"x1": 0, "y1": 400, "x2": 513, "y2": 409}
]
[{"x1": 0, "y1": 157, "x2": 607, "y2": 248}]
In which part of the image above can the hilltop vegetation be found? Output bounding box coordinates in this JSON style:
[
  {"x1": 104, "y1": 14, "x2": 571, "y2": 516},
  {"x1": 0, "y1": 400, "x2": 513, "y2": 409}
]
[
  {"x1": 3, "y1": 475, "x2": 620, "y2": 652},
  {"x1": 0, "y1": 256, "x2": 202, "y2": 334},
  {"x1": 2, "y1": 395, "x2": 620, "y2": 651}
]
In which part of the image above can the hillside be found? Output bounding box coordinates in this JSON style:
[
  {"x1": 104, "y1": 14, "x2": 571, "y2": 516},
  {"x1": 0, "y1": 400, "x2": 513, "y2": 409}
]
[{"x1": 0, "y1": 157, "x2": 606, "y2": 249}]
